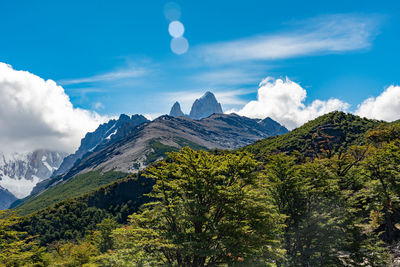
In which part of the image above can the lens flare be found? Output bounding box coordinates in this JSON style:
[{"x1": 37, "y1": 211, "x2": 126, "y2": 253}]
[
  {"x1": 168, "y1": 20, "x2": 184, "y2": 38},
  {"x1": 164, "y1": 2, "x2": 181, "y2": 21},
  {"x1": 171, "y1": 37, "x2": 189, "y2": 55}
]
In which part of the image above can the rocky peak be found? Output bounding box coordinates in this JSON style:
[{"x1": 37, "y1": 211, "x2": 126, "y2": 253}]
[
  {"x1": 52, "y1": 114, "x2": 149, "y2": 177},
  {"x1": 189, "y1": 91, "x2": 223, "y2": 120},
  {"x1": 169, "y1": 101, "x2": 185, "y2": 117}
]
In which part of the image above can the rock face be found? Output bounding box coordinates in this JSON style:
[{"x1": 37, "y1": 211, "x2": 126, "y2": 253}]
[
  {"x1": 0, "y1": 150, "x2": 67, "y2": 198},
  {"x1": 189, "y1": 91, "x2": 223, "y2": 119},
  {"x1": 0, "y1": 185, "x2": 17, "y2": 210},
  {"x1": 52, "y1": 114, "x2": 149, "y2": 178},
  {"x1": 169, "y1": 102, "x2": 185, "y2": 117}
]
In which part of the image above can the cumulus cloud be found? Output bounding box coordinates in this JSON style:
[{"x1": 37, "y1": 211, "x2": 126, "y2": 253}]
[
  {"x1": 235, "y1": 77, "x2": 350, "y2": 129},
  {"x1": 356, "y1": 85, "x2": 400, "y2": 121},
  {"x1": 0, "y1": 63, "x2": 108, "y2": 154}
]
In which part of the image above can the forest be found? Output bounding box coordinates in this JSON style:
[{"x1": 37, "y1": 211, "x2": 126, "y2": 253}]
[{"x1": 1, "y1": 112, "x2": 400, "y2": 266}]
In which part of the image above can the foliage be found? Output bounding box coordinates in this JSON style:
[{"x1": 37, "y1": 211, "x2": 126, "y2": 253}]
[
  {"x1": 105, "y1": 148, "x2": 284, "y2": 266},
  {"x1": 0, "y1": 210, "x2": 47, "y2": 266},
  {"x1": 245, "y1": 111, "x2": 380, "y2": 159},
  {"x1": 17, "y1": 173, "x2": 154, "y2": 245}
]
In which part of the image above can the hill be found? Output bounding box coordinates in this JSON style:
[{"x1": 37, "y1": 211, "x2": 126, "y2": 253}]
[
  {"x1": 14, "y1": 171, "x2": 128, "y2": 216},
  {"x1": 244, "y1": 111, "x2": 381, "y2": 158}
]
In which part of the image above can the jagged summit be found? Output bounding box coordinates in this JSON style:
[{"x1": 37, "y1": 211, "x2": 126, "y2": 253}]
[
  {"x1": 189, "y1": 91, "x2": 223, "y2": 120},
  {"x1": 169, "y1": 101, "x2": 185, "y2": 117},
  {"x1": 51, "y1": 114, "x2": 149, "y2": 178}
]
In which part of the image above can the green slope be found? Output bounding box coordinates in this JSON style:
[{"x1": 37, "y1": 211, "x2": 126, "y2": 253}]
[
  {"x1": 16, "y1": 173, "x2": 154, "y2": 245},
  {"x1": 15, "y1": 170, "x2": 128, "y2": 216},
  {"x1": 244, "y1": 111, "x2": 382, "y2": 158}
]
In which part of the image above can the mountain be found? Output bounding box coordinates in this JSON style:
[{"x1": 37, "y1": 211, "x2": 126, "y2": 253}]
[
  {"x1": 29, "y1": 114, "x2": 149, "y2": 196},
  {"x1": 0, "y1": 185, "x2": 17, "y2": 210},
  {"x1": 56, "y1": 113, "x2": 288, "y2": 181},
  {"x1": 189, "y1": 91, "x2": 223, "y2": 119},
  {"x1": 244, "y1": 111, "x2": 381, "y2": 158},
  {"x1": 169, "y1": 101, "x2": 185, "y2": 117},
  {"x1": 0, "y1": 150, "x2": 67, "y2": 199},
  {"x1": 15, "y1": 113, "x2": 288, "y2": 214},
  {"x1": 52, "y1": 114, "x2": 149, "y2": 178}
]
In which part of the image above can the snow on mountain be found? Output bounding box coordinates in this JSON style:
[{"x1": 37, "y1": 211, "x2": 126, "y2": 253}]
[{"x1": 0, "y1": 150, "x2": 67, "y2": 198}]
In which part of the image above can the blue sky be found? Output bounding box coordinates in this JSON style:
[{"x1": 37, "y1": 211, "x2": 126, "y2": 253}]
[{"x1": 0, "y1": 0, "x2": 399, "y2": 118}]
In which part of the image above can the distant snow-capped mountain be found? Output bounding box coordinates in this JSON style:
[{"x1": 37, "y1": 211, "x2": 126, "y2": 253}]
[{"x1": 0, "y1": 149, "x2": 67, "y2": 199}]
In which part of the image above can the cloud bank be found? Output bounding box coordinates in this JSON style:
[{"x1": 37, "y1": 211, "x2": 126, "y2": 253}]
[
  {"x1": 234, "y1": 77, "x2": 400, "y2": 130},
  {"x1": 236, "y1": 78, "x2": 349, "y2": 129},
  {"x1": 0, "y1": 63, "x2": 108, "y2": 154}
]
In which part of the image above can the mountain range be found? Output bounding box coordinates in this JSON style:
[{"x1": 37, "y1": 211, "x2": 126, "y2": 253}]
[{"x1": 13, "y1": 92, "x2": 288, "y2": 212}]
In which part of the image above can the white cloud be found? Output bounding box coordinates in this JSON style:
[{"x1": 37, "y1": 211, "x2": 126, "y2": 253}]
[
  {"x1": 0, "y1": 63, "x2": 108, "y2": 154},
  {"x1": 235, "y1": 77, "x2": 349, "y2": 129},
  {"x1": 59, "y1": 66, "x2": 147, "y2": 85},
  {"x1": 197, "y1": 14, "x2": 380, "y2": 64},
  {"x1": 356, "y1": 85, "x2": 400, "y2": 121}
]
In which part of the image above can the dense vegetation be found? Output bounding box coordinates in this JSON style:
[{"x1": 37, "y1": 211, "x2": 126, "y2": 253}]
[
  {"x1": 1, "y1": 112, "x2": 400, "y2": 266},
  {"x1": 16, "y1": 173, "x2": 154, "y2": 245},
  {"x1": 15, "y1": 171, "x2": 129, "y2": 215},
  {"x1": 245, "y1": 111, "x2": 381, "y2": 158}
]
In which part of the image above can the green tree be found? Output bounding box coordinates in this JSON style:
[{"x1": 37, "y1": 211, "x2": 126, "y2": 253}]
[
  {"x1": 109, "y1": 147, "x2": 284, "y2": 266},
  {"x1": 92, "y1": 218, "x2": 118, "y2": 253},
  {"x1": 362, "y1": 141, "x2": 400, "y2": 242},
  {"x1": 0, "y1": 210, "x2": 47, "y2": 266}
]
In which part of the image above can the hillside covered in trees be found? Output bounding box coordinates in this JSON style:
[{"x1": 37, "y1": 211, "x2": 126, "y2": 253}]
[{"x1": 1, "y1": 112, "x2": 400, "y2": 266}]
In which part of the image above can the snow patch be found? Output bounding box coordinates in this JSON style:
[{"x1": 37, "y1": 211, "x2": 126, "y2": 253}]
[
  {"x1": 106, "y1": 129, "x2": 118, "y2": 140},
  {"x1": 0, "y1": 174, "x2": 40, "y2": 198}
]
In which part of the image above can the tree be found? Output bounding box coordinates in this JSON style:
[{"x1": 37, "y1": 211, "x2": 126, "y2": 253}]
[
  {"x1": 0, "y1": 210, "x2": 47, "y2": 266},
  {"x1": 110, "y1": 148, "x2": 284, "y2": 266},
  {"x1": 92, "y1": 218, "x2": 118, "y2": 253},
  {"x1": 264, "y1": 153, "x2": 388, "y2": 266},
  {"x1": 362, "y1": 141, "x2": 400, "y2": 242}
]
